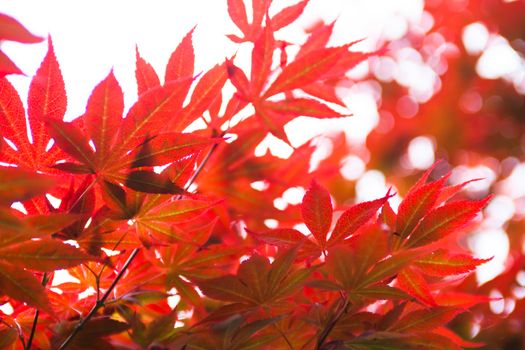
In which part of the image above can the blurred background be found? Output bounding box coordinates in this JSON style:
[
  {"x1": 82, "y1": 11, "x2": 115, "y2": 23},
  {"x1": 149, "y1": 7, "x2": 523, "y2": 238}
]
[{"x1": 1, "y1": 0, "x2": 525, "y2": 348}]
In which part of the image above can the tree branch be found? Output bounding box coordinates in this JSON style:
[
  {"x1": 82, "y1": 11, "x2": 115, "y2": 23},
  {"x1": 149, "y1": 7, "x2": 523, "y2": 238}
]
[
  {"x1": 59, "y1": 248, "x2": 140, "y2": 350},
  {"x1": 59, "y1": 141, "x2": 219, "y2": 349},
  {"x1": 315, "y1": 296, "x2": 349, "y2": 350},
  {"x1": 25, "y1": 272, "x2": 49, "y2": 350}
]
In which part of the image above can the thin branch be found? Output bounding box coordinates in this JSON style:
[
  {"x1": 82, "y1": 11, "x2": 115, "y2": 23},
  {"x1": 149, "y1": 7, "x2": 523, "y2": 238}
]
[
  {"x1": 67, "y1": 177, "x2": 98, "y2": 211},
  {"x1": 315, "y1": 296, "x2": 349, "y2": 350},
  {"x1": 185, "y1": 142, "x2": 219, "y2": 192},
  {"x1": 59, "y1": 141, "x2": 219, "y2": 349},
  {"x1": 59, "y1": 248, "x2": 140, "y2": 350},
  {"x1": 25, "y1": 272, "x2": 49, "y2": 350}
]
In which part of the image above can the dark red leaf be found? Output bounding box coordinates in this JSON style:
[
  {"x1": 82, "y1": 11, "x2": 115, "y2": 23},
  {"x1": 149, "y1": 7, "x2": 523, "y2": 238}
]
[
  {"x1": 45, "y1": 118, "x2": 96, "y2": 170},
  {"x1": 125, "y1": 170, "x2": 184, "y2": 194},
  {"x1": 389, "y1": 307, "x2": 461, "y2": 333},
  {"x1": 0, "y1": 166, "x2": 55, "y2": 204},
  {"x1": 0, "y1": 261, "x2": 52, "y2": 314},
  {"x1": 227, "y1": 60, "x2": 251, "y2": 99}
]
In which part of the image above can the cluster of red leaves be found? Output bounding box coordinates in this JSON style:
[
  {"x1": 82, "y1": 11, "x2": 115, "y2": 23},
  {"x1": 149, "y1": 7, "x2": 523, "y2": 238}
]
[{"x1": 0, "y1": 1, "x2": 492, "y2": 349}]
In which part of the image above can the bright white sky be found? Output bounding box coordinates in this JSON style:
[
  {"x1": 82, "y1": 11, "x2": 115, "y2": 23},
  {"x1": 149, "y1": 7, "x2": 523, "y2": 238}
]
[{"x1": 0, "y1": 0, "x2": 423, "y2": 121}]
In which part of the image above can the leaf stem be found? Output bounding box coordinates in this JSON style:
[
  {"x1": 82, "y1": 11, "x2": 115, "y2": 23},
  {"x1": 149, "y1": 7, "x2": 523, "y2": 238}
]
[
  {"x1": 59, "y1": 248, "x2": 140, "y2": 350},
  {"x1": 25, "y1": 272, "x2": 49, "y2": 350}
]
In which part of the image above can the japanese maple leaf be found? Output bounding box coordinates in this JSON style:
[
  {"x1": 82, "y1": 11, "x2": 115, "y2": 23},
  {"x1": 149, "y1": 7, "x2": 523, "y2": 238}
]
[
  {"x1": 250, "y1": 180, "x2": 392, "y2": 260},
  {"x1": 46, "y1": 34, "x2": 224, "y2": 194},
  {"x1": 0, "y1": 39, "x2": 67, "y2": 171}
]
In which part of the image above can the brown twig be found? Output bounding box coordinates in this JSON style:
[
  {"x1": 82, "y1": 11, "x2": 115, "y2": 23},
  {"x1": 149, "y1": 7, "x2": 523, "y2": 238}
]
[
  {"x1": 58, "y1": 247, "x2": 139, "y2": 350},
  {"x1": 25, "y1": 272, "x2": 50, "y2": 349},
  {"x1": 315, "y1": 296, "x2": 349, "y2": 350}
]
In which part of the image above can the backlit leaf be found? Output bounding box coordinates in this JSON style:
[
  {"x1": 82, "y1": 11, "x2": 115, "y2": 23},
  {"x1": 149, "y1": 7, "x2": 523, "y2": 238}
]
[
  {"x1": 263, "y1": 45, "x2": 349, "y2": 97},
  {"x1": 165, "y1": 27, "x2": 195, "y2": 82},
  {"x1": 227, "y1": 60, "x2": 251, "y2": 99},
  {"x1": 227, "y1": 0, "x2": 250, "y2": 37},
  {"x1": 85, "y1": 70, "x2": 124, "y2": 163},
  {"x1": 0, "y1": 13, "x2": 43, "y2": 43},
  {"x1": 397, "y1": 266, "x2": 436, "y2": 306},
  {"x1": 251, "y1": 23, "x2": 274, "y2": 95},
  {"x1": 174, "y1": 63, "x2": 227, "y2": 131},
  {"x1": 135, "y1": 47, "x2": 161, "y2": 95},
  {"x1": 359, "y1": 248, "x2": 426, "y2": 288},
  {"x1": 396, "y1": 175, "x2": 448, "y2": 238},
  {"x1": 271, "y1": 0, "x2": 308, "y2": 30},
  {"x1": 329, "y1": 192, "x2": 391, "y2": 245},
  {"x1": 415, "y1": 249, "x2": 491, "y2": 277},
  {"x1": 406, "y1": 197, "x2": 490, "y2": 248},
  {"x1": 301, "y1": 180, "x2": 332, "y2": 245},
  {"x1": 263, "y1": 97, "x2": 349, "y2": 118},
  {"x1": 112, "y1": 79, "x2": 191, "y2": 160}
]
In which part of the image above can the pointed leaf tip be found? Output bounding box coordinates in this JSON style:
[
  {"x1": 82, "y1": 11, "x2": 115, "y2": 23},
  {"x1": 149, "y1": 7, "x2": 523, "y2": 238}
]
[{"x1": 301, "y1": 180, "x2": 332, "y2": 245}]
